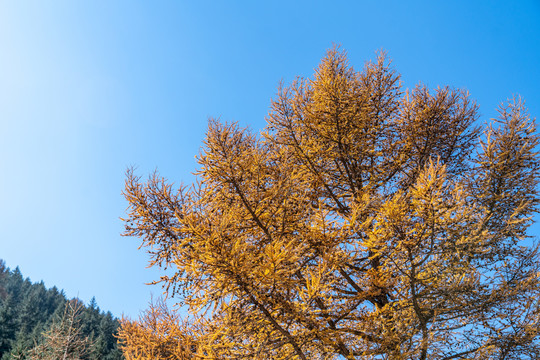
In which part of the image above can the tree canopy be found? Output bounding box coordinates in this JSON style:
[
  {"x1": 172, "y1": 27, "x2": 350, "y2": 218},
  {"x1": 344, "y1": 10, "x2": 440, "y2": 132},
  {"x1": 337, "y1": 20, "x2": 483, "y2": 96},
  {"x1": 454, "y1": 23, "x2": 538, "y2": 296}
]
[{"x1": 121, "y1": 47, "x2": 540, "y2": 359}]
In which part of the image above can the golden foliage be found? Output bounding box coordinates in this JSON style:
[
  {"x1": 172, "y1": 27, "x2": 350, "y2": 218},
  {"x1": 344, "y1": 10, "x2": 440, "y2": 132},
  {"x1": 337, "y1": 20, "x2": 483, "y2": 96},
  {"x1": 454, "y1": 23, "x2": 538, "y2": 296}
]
[
  {"x1": 118, "y1": 299, "x2": 195, "y2": 360},
  {"x1": 120, "y1": 47, "x2": 540, "y2": 359}
]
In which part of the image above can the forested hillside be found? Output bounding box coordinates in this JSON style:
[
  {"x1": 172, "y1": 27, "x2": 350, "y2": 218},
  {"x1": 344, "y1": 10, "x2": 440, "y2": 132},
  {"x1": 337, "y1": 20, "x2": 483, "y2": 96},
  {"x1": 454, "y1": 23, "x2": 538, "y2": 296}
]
[{"x1": 0, "y1": 259, "x2": 123, "y2": 359}]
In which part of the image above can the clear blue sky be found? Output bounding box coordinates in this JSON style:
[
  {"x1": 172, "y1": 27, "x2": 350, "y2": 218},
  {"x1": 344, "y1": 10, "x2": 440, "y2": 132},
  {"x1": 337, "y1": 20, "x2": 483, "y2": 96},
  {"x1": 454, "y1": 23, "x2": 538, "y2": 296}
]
[{"x1": 0, "y1": 1, "x2": 539, "y2": 318}]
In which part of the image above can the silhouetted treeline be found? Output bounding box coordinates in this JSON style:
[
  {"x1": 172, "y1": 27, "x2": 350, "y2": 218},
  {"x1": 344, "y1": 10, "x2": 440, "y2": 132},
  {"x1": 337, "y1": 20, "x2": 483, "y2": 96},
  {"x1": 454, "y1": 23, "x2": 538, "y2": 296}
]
[{"x1": 0, "y1": 259, "x2": 123, "y2": 359}]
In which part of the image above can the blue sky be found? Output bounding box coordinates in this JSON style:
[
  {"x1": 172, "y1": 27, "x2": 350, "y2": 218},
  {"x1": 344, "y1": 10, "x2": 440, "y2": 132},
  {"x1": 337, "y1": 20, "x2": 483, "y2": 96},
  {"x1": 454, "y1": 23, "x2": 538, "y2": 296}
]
[{"x1": 0, "y1": 1, "x2": 539, "y2": 318}]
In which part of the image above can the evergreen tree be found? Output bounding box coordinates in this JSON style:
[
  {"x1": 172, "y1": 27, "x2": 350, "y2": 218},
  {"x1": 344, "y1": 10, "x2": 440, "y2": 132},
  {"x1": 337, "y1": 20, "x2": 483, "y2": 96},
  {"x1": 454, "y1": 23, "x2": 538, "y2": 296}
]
[{"x1": 0, "y1": 268, "x2": 26, "y2": 359}]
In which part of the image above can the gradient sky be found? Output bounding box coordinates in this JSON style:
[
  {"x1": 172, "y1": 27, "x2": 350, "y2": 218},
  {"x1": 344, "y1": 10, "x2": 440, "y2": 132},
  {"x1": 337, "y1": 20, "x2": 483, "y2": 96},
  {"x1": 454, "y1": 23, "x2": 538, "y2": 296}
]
[{"x1": 0, "y1": 1, "x2": 539, "y2": 319}]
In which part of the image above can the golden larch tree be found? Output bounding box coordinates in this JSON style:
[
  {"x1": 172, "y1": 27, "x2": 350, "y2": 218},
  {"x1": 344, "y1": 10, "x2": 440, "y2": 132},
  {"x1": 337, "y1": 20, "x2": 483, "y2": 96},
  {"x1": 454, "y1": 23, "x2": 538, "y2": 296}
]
[
  {"x1": 118, "y1": 298, "x2": 195, "y2": 360},
  {"x1": 119, "y1": 47, "x2": 540, "y2": 359}
]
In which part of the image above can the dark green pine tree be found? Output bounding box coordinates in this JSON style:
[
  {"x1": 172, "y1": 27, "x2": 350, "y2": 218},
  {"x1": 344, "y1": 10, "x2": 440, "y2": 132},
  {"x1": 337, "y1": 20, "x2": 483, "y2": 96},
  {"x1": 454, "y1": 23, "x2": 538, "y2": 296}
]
[
  {"x1": 80, "y1": 299, "x2": 123, "y2": 360},
  {"x1": 0, "y1": 261, "x2": 7, "y2": 298},
  {"x1": 0, "y1": 267, "x2": 28, "y2": 359},
  {"x1": 96, "y1": 312, "x2": 123, "y2": 360},
  {"x1": 6, "y1": 281, "x2": 66, "y2": 360},
  {"x1": 0, "y1": 296, "x2": 17, "y2": 358}
]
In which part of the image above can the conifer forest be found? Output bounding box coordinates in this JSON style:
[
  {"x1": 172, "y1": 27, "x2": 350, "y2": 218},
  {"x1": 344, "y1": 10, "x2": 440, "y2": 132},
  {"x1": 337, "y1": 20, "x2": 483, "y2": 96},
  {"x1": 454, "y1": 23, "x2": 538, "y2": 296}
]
[{"x1": 0, "y1": 260, "x2": 123, "y2": 360}]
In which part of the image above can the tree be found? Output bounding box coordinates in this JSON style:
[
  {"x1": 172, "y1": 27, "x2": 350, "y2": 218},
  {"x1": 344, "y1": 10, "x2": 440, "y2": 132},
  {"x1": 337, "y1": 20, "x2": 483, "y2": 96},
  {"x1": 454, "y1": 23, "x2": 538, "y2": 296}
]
[
  {"x1": 118, "y1": 298, "x2": 195, "y2": 360},
  {"x1": 0, "y1": 267, "x2": 27, "y2": 359},
  {"x1": 26, "y1": 300, "x2": 95, "y2": 360},
  {"x1": 121, "y1": 47, "x2": 540, "y2": 359}
]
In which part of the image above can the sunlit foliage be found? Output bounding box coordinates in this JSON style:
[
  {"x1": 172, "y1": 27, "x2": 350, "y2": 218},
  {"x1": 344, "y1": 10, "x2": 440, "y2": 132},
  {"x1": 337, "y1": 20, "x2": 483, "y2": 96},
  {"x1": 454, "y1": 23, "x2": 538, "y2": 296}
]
[
  {"x1": 120, "y1": 47, "x2": 540, "y2": 359},
  {"x1": 118, "y1": 299, "x2": 195, "y2": 360}
]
